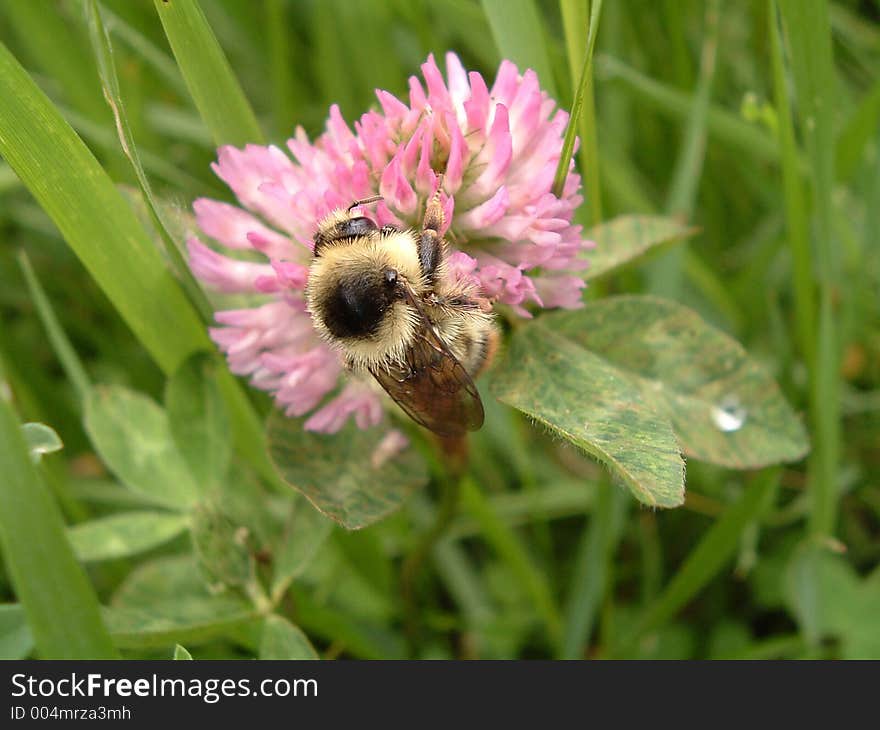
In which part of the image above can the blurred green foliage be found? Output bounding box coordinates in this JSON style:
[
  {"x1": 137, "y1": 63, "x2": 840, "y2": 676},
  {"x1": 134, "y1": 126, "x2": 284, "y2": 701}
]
[{"x1": 0, "y1": 0, "x2": 878, "y2": 659}]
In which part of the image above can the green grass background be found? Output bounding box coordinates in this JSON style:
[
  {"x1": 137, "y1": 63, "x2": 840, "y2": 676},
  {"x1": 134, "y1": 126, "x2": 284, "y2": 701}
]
[{"x1": 0, "y1": 0, "x2": 878, "y2": 659}]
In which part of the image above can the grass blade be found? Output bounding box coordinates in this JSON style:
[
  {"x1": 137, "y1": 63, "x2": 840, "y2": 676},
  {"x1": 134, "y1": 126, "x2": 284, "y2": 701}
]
[
  {"x1": 0, "y1": 396, "x2": 118, "y2": 658},
  {"x1": 0, "y1": 604, "x2": 33, "y2": 659},
  {"x1": 16, "y1": 250, "x2": 91, "y2": 403},
  {"x1": 98, "y1": 2, "x2": 189, "y2": 99},
  {"x1": 769, "y1": 0, "x2": 814, "y2": 369},
  {"x1": 835, "y1": 77, "x2": 880, "y2": 182},
  {"x1": 553, "y1": 0, "x2": 603, "y2": 207},
  {"x1": 558, "y1": 0, "x2": 603, "y2": 223},
  {"x1": 85, "y1": 0, "x2": 213, "y2": 323},
  {"x1": 291, "y1": 585, "x2": 406, "y2": 659},
  {"x1": 612, "y1": 470, "x2": 779, "y2": 657},
  {"x1": 2, "y1": 1, "x2": 106, "y2": 123},
  {"x1": 153, "y1": 0, "x2": 264, "y2": 146},
  {"x1": 559, "y1": 483, "x2": 627, "y2": 659},
  {"x1": 408, "y1": 494, "x2": 496, "y2": 642},
  {"x1": 60, "y1": 103, "x2": 208, "y2": 191},
  {"x1": 649, "y1": 0, "x2": 721, "y2": 298},
  {"x1": 596, "y1": 54, "x2": 787, "y2": 168},
  {"x1": 663, "y1": 0, "x2": 721, "y2": 218},
  {"x1": 0, "y1": 42, "x2": 280, "y2": 489},
  {"x1": 718, "y1": 634, "x2": 804, "y2": 660},
  {"x1": 264, "y1": 0, "x2": 297, "y2": 139},
  {"x1": 461, "y1": 477, "x2": 562, "y2": 644},
  {"x1": 480, "y1": 0, "x2": 559, "y2": 100},
  {"x1": 777, "y1": 0, "x2": 840, "y2": 538},
  {"x1": 0, "y1": 41, "x2": 208, "y2": 375}
]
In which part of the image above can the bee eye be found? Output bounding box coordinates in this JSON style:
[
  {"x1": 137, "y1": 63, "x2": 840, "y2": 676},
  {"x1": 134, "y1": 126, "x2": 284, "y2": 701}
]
[{"x1": 384, "y1": 269, "x2": 398, "y2": 286}]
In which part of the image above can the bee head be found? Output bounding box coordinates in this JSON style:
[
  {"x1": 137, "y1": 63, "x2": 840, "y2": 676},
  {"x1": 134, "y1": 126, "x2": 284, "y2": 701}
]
[
  {"x1": 313, "y1": 214, "x2": 378, "y2": 256},
  {"x1": 312, "y1": 265, "x2": 403, "y2": 341},
  {"x1": 307, "y1": 212, "x2": 421, "y2": 356}
]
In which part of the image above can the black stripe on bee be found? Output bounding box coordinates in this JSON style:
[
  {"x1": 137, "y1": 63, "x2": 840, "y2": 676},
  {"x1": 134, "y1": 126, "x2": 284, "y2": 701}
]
[{"x1": 313, "y1": 216, "x2": 378, "y2": 256}]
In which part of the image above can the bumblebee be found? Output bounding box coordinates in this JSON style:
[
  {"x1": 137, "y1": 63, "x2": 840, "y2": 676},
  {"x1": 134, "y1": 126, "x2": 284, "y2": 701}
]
[{"x1": 306, "y1": 187, "x2": 498, "y2": 436}]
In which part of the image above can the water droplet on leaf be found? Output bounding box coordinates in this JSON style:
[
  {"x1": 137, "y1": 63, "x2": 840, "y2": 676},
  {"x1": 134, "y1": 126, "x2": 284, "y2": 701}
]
[{"x1": 711, "y1": 397, "x2": 747, "y2": 432}]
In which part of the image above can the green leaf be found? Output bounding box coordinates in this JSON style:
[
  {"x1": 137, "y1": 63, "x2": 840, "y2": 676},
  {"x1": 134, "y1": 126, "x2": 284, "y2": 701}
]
[
  {"x1": 153, "y1": 0, "x2": 263, "y2": 146},
  {"x1": 480, "y1": 0, "x2": 559, "y2": 100},
  {"x1": 109, "y1": 555, "x2": 257, "y2": 649},
  {"x1": 21, "y1": 422, "x2": 63, "y2": 463},
  {"x1": 583, "y1": 215, "x2": 698, "y2": 282},
  {"x1": 0, "y1": 398, "x2": 118, "y2": 658},
  {"x1": 84, "y1": 385, "x2": 201, "y2": 509},
  {"x1": 67, "y1": 478, "x2": 177, "y2": 510},
  {"x1": 0, "y1": 604, "x2": 33, "y2": 659},
  {"x1": 271, "y1": 497, "x2": 334, "y2": 601},
  {"x1": 165, "y1": 353, "x2": 231, "y2": 490},
  {"x1": 259, "y1": 614, "x2": 319, "y2": 660},
  {"x1": 67, "y1": 511, "x2": 189, "y2": 563},
  {"x1": 0, "y1": 41, "x2": 209, "y2": 377},
  {"x1": 785, "y1": 543, "x2": 851, "y2": 648},
  {"x1": 173, "y1": 643, "x2": 193, "y2": 660},
  {"x1": 105, "y1": 601, "x2": 256, "y2": 650},
  {"x1": 544, "y1": 296, "x2": 809, "y2": 468},
  {"x1": 112, "y1": 553, "x2": 202, "y2": 606},
  {"x1": 784, "y1": 545, "x2": 880, "y2": 658},
  {"x1": 190, "y1": 502, "x2": 254, "y2": 589},
  {"x1": 491, "y1": 322, "x2": 685, "y2": 508},
  {"x1": 267, "y1": 413, "x2": 429, "y2": 529}
]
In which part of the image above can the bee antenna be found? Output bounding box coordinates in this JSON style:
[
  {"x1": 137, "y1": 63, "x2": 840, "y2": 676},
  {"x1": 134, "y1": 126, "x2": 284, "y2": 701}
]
[{"x1": 347, "y1": 194, "x2": 383, "y2": 212}]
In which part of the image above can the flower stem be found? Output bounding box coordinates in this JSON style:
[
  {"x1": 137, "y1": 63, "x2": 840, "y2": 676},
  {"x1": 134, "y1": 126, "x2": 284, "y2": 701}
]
[{"x1": 401, "y1": 435, "x2": 468, "y2": 656}]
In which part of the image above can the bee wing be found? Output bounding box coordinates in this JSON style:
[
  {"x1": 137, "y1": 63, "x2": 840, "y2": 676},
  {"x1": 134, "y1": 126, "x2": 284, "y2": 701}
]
[{"x1": 369, "y1": 286, "x2": 484, "y2": 437}]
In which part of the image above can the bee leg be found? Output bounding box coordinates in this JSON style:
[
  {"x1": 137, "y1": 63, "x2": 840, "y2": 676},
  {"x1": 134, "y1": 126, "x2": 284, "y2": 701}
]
[
  {"x1": 346, "y1": 194, "x2": 383, "y2": 212},
  {"x1": 417, "y1": 229, "x2": 442, "y2": 284},
  {"x1": 418, "y1": 184, "x2": 446, "y2": 283}
]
